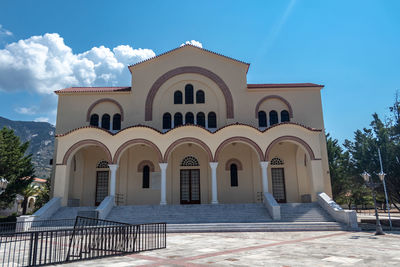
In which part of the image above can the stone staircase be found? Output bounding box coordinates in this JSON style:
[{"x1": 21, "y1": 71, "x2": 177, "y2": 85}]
[
  {"x1": 48, "y1": 203, "x2": 347, "y2": 232},
  {"x1": 280, "y1": 203, "x2": 335, "y2": 222},
  {"x1": 51, "y1": 206, "x2": 97, "y2": 220},
  {"x1": 106, "y1": 203, "x2": 273, "y2": 224}
]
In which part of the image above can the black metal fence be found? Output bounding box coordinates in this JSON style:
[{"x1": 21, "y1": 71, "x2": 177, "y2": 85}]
[
  {"x1": 0, "y1": 219, "x2": 76, "y2": 234},
  {"x1": 0, "y1": 216, "x2": 166, "y2": 266}
]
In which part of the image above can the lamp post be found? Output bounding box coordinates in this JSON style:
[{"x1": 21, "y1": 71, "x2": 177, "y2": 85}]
[
  {"x1": 0, "y1": 177, "x2": 8, "y2": 195},
  {"x1": 361, "y1": 171, "x2": 384, "y2": 235},
  {"x1": 378, "y1": 148, "x2": 392, "y2": 230}
]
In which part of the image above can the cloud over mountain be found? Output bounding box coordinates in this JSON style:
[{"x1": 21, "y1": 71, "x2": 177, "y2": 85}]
[{"x1": 0, "y1": 33, "x2": 155, "y2": 94}]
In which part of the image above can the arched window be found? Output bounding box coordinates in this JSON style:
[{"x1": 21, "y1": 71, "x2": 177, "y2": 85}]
[
  {"x1": 174, "y1": 112, "x2": 183, "y2": 127},
  {"x1": 269, "y1": 110, "x2": 278, "y2": 126},
  {"x1": 174, "y1": 91, "x2": 183, "y2": 104},
  {"x1": 230, "y1": 164, "x2": 238, "y2": 187},
  {"x1": 196, "y1": 112, "x2": 206, "y2": 127},
  {"x1": 258, "y1": 111, "x2": 267, "y2": 127},
  {"x1": 181, "y1": 156, "x2": 199, "y2": 166},
  {"x1": 112, "y1": 114, "x2": 121, "y2": 130},
  {"x1": 271, "y1": 157, "x2": 284, "y2": 165},
  {"x1": 101, "y1": 114, "x2": 110, "y2": 130},
  {"x1": 90, "y1": 114, "x2": 99, "y2": 127},
  {"x1": 208, "y1": 112, "x2": 217, "y2": 128},
  {"x1": 185, "y1": 112, "x2": 194, "y2": 124},
  {"x1": 163, "y1": 113, "x2": 172, "y2": 129},
  {"x1": 96, "y1": 160, "x2": 109, "y2": 169},
  {"x1": 196, "y1": 90, "x2": 205, "y2": 103},
  {"x1": 142, "y1": 165, "x2": 150, "y2": 188},
  {"x1": 281, "y1": 110, "x2": 290, "y2": 122},
  {"x1": 185, "y1": 84, "x2": 194, "y2": 104}
]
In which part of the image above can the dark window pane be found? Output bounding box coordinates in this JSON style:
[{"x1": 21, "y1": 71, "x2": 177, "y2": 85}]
[
  {"x1": 163, "y1": 113, "x2": 172, "y2": 129},
  {"x1": 185, "y1": 84, "x2": 194, "y2": 104},
  {"x1": 196, "y1": 90, "x2": 205, "y2": 103},
  {"x1": 112, "y1": 114, "x2": 121, "y2": 130},
  {"x1": 174, "y1": 91, "x2": 182, "y2": 104},
  {"x1": 101, "y1": 114, "x2": 110, "y2": 130},
  {"x1": 208, "y1": 112, "x2": 217, "y2": 128},
  {"x1": 269, "y1": 110, "x2": 278, "y2": 126},
  {"x1": 258, "y1": 111, "x2": 267, "y2": 127},
  {"x1": 142, "y1": 165, "x2": 150, "y2": 188},
  {"x1": 90, "y1": 114, "x2": 99, "y2": 126},
  {"x1": 185, "y1": 112, "x2": 194, "y2": 124},
  {"x1": 196, "y1": 112, "x2": 206, "y2": 127},
  {"x1": 230, "y1": 164, "x2": 238, "y2": 187},
  {"x1": 281, "y1": 110, "x2": 290, "y2": 122},
  {"x1": 174, "y1": 112, "x2": 183, "y2": 127}
]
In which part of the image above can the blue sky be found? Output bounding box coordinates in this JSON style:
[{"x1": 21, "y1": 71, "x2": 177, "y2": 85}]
[{"x1": 0, "y1": 0, "x2": 399, "y2": 144}]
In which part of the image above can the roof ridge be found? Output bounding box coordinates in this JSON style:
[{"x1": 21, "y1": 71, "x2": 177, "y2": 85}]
[{"x1": 128, "y1": 44, "x2": 250, "y2": 71}]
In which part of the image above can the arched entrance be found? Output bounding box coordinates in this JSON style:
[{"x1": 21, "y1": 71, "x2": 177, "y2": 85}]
[
  {"x1": 266, "y1": 138, "x2": 315, "y2": 203},
  {"x1": 64, "y1": 143, "x2": 112, "y2": 207},
  {"x1": 113, "y1": 140, "x2": 163, "y2": 205},
  {"x1": 164, "y1": 139, "x2": 213, "y2": 204}
]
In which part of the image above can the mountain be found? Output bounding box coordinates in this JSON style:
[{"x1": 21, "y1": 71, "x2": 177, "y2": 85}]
[{"x1": 0, "y1": 116, "x2": 55, "y2": 179}]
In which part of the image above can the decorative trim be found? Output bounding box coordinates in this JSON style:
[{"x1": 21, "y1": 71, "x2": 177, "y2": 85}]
[
  {"x1": 145, "y1": 66, "x2": 234, "y2": 121},
  {"x1": 86, "y1": 98, "x2": 124, "y2": 122},
  {"x1": 225, "y1": 158, "x2": 243, "y2": 170},
  {"x1": 137, "y1": 160, "x2": 155, "y2": 172},
  {"x1": 129, "y1": 44, "x2": 250, "y2": 70},
  {"x1": 62, "y1": 139, "x2": 112, "y2": 165},
  {"x1": 214, "y1": 136, "x2": 264, "y2": 161},
  {"x1": 163, "y1": 137, "x2": 213, "y2": 163},
  {"x1": 113, "y1": 139, "x2": 163, "y2": 164},
  {"x1": 265, "y1": 136, "x2": 319, "y2": 161},
  {"x1": 255, "y1": 95, "x2": 293, "y2": 119},
  {"x1": 248, "y1": 83, "x2": 324, "y2": 89},
  {"x1": 55, "y1": 122, "x2": 322, "y2": 138}
]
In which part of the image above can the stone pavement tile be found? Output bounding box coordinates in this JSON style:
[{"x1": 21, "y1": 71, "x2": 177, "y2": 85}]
[{"x1": 56, "y1": 231, "x2": 400, "y2": 267}]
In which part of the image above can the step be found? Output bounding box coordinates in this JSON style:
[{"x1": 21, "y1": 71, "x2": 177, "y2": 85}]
[{"x1": 166, "y1": 222, "x2": 348, "y2": 232}]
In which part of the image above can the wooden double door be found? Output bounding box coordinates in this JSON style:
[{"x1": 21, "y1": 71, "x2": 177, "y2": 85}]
[
  {"x1": 95, "y1": 171, "x2": 109, "y2": 206},
  {"x1": 180, "y1": 169, "x2": 200, "y2": 204},
  {"x1": 271, "y1": 168, "x2": 287, "y2": 203}
]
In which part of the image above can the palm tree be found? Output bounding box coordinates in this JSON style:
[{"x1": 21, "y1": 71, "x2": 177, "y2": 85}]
[{"x1": 21, "y1": 184, "x2": 39, "y2": 215}]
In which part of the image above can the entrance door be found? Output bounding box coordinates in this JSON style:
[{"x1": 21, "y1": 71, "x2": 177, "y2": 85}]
[
  {"x1": 271, "y1": 168, "x2": 287, "y2": 203},
  {"x1": 95, "y1": 171, "x2": 109, "y2": 206},
  {"x1": 180, "y1": 169, "x2": 200, "y2": 204}
]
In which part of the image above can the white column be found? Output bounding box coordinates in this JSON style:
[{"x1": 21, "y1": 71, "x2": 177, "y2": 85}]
[
  {"x1": 159, "y1": 163, "x2": 168, "y2": 205},
  {"x1": 210, "y1": 162, "x2": 218, "y2": 204},
  {"x1": 108, "y1": 164, "x2": 118, "y2": 197},
  {"x1": 310, "y1": 159, "x2": 324, "y2": 200},
  {"x1": 260, "y1": 161, "x2": 269, "y2": 194}
]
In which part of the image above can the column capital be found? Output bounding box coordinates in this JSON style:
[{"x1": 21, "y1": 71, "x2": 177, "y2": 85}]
[
  {"x1": 159, "y1": 162, "x2": 168, "y2": 170},
  {"x1": 260, "y1": 161, "x2": 269, "y2": 168},
  {"x1": 209, "y1": 162, "x2": 218, "y2": 169},
  {"x1": 108, "y1": 164, "x2": 119, "y2": 171}
]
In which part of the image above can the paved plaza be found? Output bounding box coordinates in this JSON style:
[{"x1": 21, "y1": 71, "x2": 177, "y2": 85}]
[{"x1": 59, "y1": 230, "x2": 400, "y2": 266}]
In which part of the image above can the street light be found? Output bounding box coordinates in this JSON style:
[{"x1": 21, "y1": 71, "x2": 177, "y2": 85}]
[
  {"x1": 361, "y1": 171, "x2": 384, "y2": 235},
  {"x1": 377, "y1": 171, "x2": 392, "y2": 230},
  {"x1": 0, "y1": 177, "x2": 8, "y2": 195}
]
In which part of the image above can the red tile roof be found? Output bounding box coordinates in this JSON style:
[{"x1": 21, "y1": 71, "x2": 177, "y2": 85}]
[
  {"x1": 55, "y1": 87, "x2": 131, "y2": 94},
  {"x1": 128, "y1": 44, "x2": 250, "y2": 73},
  {"x1": 247, "y1": 83, "x2": 324, "y2": 88}
]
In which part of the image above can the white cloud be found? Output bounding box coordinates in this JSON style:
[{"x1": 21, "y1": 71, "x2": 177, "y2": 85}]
[
  {"x1": 181, "y1": 40, "x2": 203, "y2": 48},
  {"x1": 34, "y1": 117, "x2": 49, "y2": 123},
  {"x1": 15, "y1": 106, "x2": 38, "y2": 115},
  {"x1": 0, "y1": 25, "x2": 12, "y2": 36},
  {"x1": 0, "y1": 33, "x2": 156, "y2": 94}
]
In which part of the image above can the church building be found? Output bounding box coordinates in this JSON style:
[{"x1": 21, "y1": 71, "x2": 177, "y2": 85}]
[{"x1": 51, "y1": 44, "x2": 332, "y2": 210}]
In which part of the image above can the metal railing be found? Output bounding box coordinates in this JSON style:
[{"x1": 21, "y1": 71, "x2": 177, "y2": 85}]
[
  {"x1": 0, "y1": 216, "x2": 166, "y2": 266},
  {"x1": 0, "y1": 219, "x2": 76, "y2": 234}
]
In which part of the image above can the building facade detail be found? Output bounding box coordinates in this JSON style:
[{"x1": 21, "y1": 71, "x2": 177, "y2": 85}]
[{"x1": 52, "y1": 44, "x2": 332, "y2": 207}]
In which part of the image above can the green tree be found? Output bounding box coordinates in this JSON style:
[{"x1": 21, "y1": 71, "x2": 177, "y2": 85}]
[
  {"x1": 34, "y1": 179, "x2": 50, "y2": 211},
  {"x1": 0, "y1": 127, "x2": 35, "y2": 208},
  {"x1": 327, "y1": 134, "x2": 371, "y2": 209}
]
